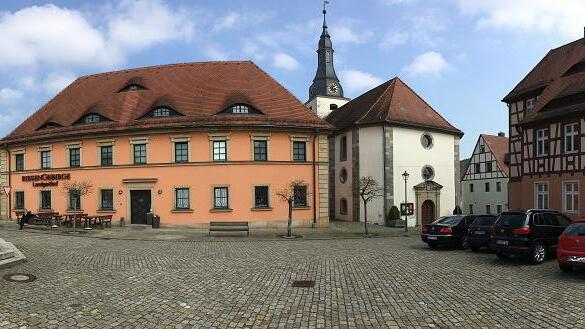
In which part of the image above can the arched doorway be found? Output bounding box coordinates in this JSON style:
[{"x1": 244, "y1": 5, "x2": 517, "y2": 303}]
[{"x1": 421, "y1": 200, "x2": 435, "y2": 225}]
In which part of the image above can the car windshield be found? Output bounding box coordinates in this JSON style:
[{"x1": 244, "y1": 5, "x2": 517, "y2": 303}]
[
  {"x1": 495, "y1": 214, "x2": 527, "y2": 227},
  {"x1": 434, "y1": 216, "x2": 461, "y2": 226},
  {"x1": 472, "y1": 217, "x2": 496, "y2": 226},
  {"x1": 563, "y1": 222, "x2": 585, "y2": 236}
]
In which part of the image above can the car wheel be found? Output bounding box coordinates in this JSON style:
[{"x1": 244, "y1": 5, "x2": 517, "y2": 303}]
[
  {"x1": 460, "y1": 236, "x2": 469, "y2": 250},
  {"x1": 496, "y1": 252, "x2": 509, "y2": 259},
  {"x1": 531, "y1": 242, "x2": 547, "y2": 264},
  {"x1": 471, "y1": 246, "x2": 480, "y2": 252}
]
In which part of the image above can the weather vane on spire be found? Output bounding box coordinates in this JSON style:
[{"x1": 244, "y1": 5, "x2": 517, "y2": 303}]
[{"x1": 323, "y1": 0, "x2": 329, "y2": 14}]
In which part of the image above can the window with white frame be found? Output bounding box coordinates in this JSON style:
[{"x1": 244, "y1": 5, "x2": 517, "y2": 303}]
[
  {"x1": 174, "y1": 142, "x2": 189, "y2": 163},
  {"x1": 254, "y1": 186, "x2": 269, "y2": 208},
  {"x1": 564, "y1": 123, "x2": 579, "y2": 154},
  {"x1": 213, "y1": 141, "x2": 227, "y2": 162},
  {"x1": 15, "y1": 153, "x2": 24, "y2": 171},
  {"x1": 175, "y1": 188, "x2": 190, "y2": 210},
  {"x1": 40, "y1": 150, "x2": 51, "y2": 169},
  {"x1": 100, "y1": 189, "x2": 114, "y2": 210},
  {"x1": 535, "y1": 183, "x2": 549, "y2": 209},
  {"x1": 525, "y1": 97, "x2": 536, "y2": 113},
  {"x1": 213, "y1": 187, "x2": 229, "y2": 209},
  {"x1": 536, "y1": 129, "x2": 549, "y2": 157},
  {"x1": 563, "y1": 182, "x2": 579, "y2": 213}
]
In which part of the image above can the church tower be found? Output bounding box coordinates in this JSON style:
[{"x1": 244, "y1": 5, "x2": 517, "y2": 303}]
[{"x1": 306, "y1": 2, "x2": 349, "y2": 118}]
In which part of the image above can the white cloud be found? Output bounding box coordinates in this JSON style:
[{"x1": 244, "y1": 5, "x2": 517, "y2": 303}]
[
  {"x1": 0, "y1": 88, "x2": 23, "y2": 103},
  {"x1": 457, "y1": 0, "x2": 585, "y2": 39},
  {"x1": 213, "y1": 13, "x2": 239, "y2": 32},
  {"x1": 330, "y1": 25, "x2": 373, "y2": 44},
  {"x1": 404, "y1": 51, "x2": 451, "y2": 78},
  {"x1": 380, "y1": 31, "x2": 410, "y2": 48},
  {"x1": 203, "y1": 45, "x2": 229, "y2": 61},
  {"x1": 0, "y1": 1, "x2": 195, "y2": 69},
  {"x1": 106, "y1": 0, "x2": 194, "y2": 52},
  {"x1": 42, "y1": 72, "x2": 77, "y2": 94},
  {"x1": 273, "y1": 53, "x2": 301, "y2": 71},
  {"x1": 0, "y1": 4, "x2": 116, "y2": 67},
  {"x1": 339, "y1": 69, "x2": 384, "y2": 95}
]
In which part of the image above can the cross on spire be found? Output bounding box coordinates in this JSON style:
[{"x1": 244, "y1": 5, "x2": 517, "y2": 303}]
[{"x1": 323, "y1": 0, "x2": 329, "y2": 27}]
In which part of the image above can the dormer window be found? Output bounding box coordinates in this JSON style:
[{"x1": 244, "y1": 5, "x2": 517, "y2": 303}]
[
  {"x1": 143, "y1": 106, "x2": 182, "y2": 118},
  {"x1": 74, "y1": 113, "x2": 109, "y2": 125},
  {"x1": 153, "y1": 107, "x2": 171, "y2": 117},
  {"x1": 118, "y1": 84, "x2": 145, "y2": 92},
  {"x1": 217, "y1": 104, "x2": 263, "y2": 116},
  {"x1": 37, "y1": 122, "x2": 62, "y2": 130}
]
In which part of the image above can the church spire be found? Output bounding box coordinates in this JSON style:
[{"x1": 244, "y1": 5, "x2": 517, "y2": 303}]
[{"x1": 309, "y1": 0, "x2": 343, "y2": 101}]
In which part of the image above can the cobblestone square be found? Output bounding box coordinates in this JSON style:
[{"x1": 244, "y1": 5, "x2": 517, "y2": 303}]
[{"x1": 1, "y1": 228, "x2": 584, "y2": 328}]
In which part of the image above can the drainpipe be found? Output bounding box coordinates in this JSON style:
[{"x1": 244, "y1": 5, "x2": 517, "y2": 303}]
[
  {"x1": 312, "y1": 129, "x2": 318, "y2": 228},
  {"x1": 5, "y1": 146, "x2": 11, "y2": 220},
  {"x1": 382, "y1": 125, "x2": 387, "y2": 223}
]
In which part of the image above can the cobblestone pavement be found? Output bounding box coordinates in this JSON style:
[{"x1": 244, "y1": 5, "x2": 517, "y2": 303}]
[{"x1": 1, "y1": 230, "x2": 584, "y2": 328}]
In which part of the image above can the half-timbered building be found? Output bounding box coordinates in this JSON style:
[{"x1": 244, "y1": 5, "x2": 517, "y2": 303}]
[
  {"x1": 461, "y1": 133, "x2": 509, "y2": 215},
  {"x1": 503, "y1": 36, "x2": 585, "y2": 217}
]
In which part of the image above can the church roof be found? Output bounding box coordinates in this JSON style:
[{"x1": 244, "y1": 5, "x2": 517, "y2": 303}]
[
  {"x1": 481, "y1": 134, "x2": 509, "y2": 176},
  {"x1": 2, "y1": 61, "x2": 331, "y2": 144},
  {"x1": 325, "y1": 77, "x2": 462, "y2": 135}
]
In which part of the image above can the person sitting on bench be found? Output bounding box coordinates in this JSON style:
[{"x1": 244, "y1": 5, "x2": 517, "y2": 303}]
[{"x1": 19, "y1": 211, "x2": 35, "y2": 230}]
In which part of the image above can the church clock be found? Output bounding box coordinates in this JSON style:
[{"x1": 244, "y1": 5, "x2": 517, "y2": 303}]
[{"x1": 328, "y1": 82, "x2": 339, "y2": 95}]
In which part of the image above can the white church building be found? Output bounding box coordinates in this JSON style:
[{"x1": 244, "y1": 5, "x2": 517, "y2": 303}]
[{"x1": 307, "y1": 7, "x2": 463, "y2": 226}]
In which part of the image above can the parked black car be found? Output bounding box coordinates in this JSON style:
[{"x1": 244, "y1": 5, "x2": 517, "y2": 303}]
[
  {"x1": 421, "y1": 215, "x2": 477, "y2": 249},
  {"x1": 467, "y1": 215, "x2": 498, "y2": 252},
  {"x1": 490, "y1": 210, "x2": 572, "y2": 264}
]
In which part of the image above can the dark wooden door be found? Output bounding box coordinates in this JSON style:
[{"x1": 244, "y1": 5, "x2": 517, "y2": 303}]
[
  {"x1": 130, "y1": 190, "x2": 151, "y2": 224},
  {"x1": 421, "y1": 200, "x2": 435, "y2": 225}
]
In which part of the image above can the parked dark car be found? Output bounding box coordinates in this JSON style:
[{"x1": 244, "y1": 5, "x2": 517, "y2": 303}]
[
  {"x1": 557, "y1": 219, "x2": 585, "y2": 272},
  {"x1": 466, "y1": 215, "x2": 498, "y2": 252},
  {"x1": 421, "y1": 215, "x2": 477, "y2": 249},
  {"x1": 490, "y1": 210, "x2": 572, "y2": 264}
]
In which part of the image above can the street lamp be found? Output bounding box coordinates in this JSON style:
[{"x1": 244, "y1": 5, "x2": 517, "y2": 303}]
[{"x1": 402, "y1": 171, "x2": 409, "y2": 233}]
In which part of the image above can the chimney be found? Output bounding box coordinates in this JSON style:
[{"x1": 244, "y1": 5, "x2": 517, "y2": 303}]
[{"x1": 498, "y1": 132, "x2": 505, "y2": 137}]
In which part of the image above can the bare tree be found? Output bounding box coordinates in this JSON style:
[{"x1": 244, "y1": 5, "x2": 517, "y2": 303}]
[
  {"x1": 359, "y1": 176, "x2": 383, "y2": 235},
  {"x1": 62, "y1": 181, "x2": 93, "y2": 233},
  {"x1": 276, "y1": 179, "x2": 307, "y2": 237}
]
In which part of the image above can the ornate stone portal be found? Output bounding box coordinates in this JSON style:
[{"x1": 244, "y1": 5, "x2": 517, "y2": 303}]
[{"x1": 414, "y1": 181, "x2": 443, "y2": 226}]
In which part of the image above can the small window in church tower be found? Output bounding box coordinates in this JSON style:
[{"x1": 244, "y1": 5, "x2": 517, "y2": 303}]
[
  {"x1": 325, "y1": 50, "x2": 332, "y2": 63},
  {"x1": 330, "y1": 104, "x2": 338, "y2": 111}
]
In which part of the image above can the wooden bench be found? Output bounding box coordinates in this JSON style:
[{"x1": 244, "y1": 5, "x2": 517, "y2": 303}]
[
  {"x1": 94, "y1": 215, "x2": 113, "y2": 229},
  {"x1": 209, "y1": 221, "x2": 249, "y2": 236}
]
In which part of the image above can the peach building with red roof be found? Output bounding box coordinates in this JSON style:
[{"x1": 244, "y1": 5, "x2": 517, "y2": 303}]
[{"x1": 0, "y1": 61, "x2": 332, "y2": 227}]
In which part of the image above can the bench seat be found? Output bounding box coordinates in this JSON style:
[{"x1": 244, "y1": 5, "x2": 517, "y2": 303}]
[{"x1": 209, "y1": 221, "x2": 249, "y2": 236}]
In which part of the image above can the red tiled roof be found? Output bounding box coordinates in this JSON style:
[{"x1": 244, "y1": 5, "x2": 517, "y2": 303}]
[
  {"x1": 502, "y1": 38, "x2": 585, "y2": 103},
  {"x1": 325, "y1": 77, "x2": 462, "y2": 135},
  {"x1": 2, "y1": 61, "x2": 331, "y2": 144},
  {"x1": 482, "y1": 134, "x2": 509, "y2": 176},
  {"x1": 504, "y1": 38, "x2": 585, "y2": 125}
]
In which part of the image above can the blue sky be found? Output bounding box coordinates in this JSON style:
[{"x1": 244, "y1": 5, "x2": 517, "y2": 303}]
[{"x1": 0, "y1": 0, "x2": 583, "y2": 157}]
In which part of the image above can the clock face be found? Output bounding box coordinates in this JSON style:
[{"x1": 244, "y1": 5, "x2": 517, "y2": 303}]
[{"x1": 328, "y1": 82, "x2": 339, "y2": 94}]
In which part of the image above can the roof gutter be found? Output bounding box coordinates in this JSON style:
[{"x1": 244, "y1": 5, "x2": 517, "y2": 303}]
[{"x1": 312, "y1": 128, "x2": 318, "y2": 228}]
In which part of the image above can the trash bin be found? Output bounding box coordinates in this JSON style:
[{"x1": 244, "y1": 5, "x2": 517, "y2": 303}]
[
  {"x1": 152, "y1": 215, "x2": 160, "y2": 229},
  {"x1": 146, "y1": 212, "x2": 153, "y2": 226}
]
